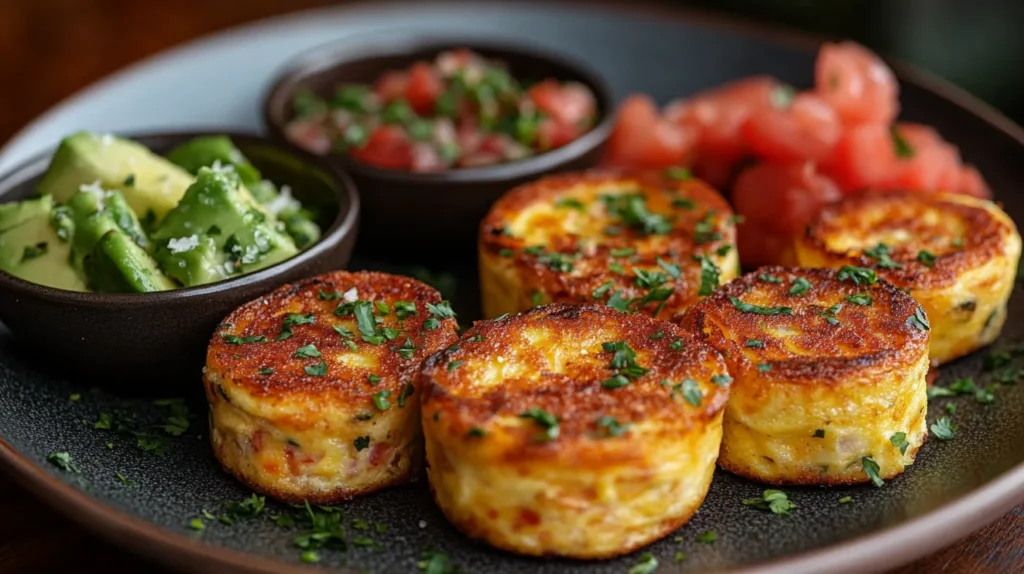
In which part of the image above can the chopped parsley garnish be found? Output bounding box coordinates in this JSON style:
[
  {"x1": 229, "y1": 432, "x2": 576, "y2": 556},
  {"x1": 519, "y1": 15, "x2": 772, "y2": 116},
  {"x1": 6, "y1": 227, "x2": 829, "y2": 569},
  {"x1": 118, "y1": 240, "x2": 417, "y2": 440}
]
[
  {"x1": 354, "y1": 436, "x2": 371, "y2": 451},
  {"x1": 906, "y1": 307, "x2": 930, "y2": 331},
  {"x1": 467, "y1": 427, "x2": 487, "y2": 438},
  {"x1": 837, "y1": 265, "x2": 878, "y2": 286},
  {"x1": 605, "y1": 290, "x2": 631, "y2": 312},
  {"x1": 657, "y1": 257, "x2": 682, "y2": 279},
  {"x1": 984, "y1": 351, "x2": 1011, "y2": 371},
  {"x1": 716, "y1": 244, "x2": 732, "y2": 257},
  {"x1": 745, "y1": 339, "x2": 764, "y2": 348},
  {"x1": 519, "y1": 407, "x2": 560, "y2": 441},
  {"x1": 931, "y1": 416, "x2": 957, "y2": 440},
  {"x1": 845, "y1": 293, "x2": 873, "y2": 306},
  {"x1": 610, "y1": 247, "x2": 636, "y2": 257},
  {"x1": 864, "y1": 243, "x2": 904, "y2": 270},
  {"x1": 279, "y1": 312, "x2": 315, "y2": 340},
  {"x1": 839, "y1": 496, "x2": 853, "y2": 505},
  {"x1": 424, "y1": 301, "x2": 456, "y2": 330},
  {"x1": 602, "y1": 193, "x2": 673, "y2": 235},
  {"x1": 665, "y1": 166, "x2": 693, "y2": 180},
  {"x1": 759, "y1": 273, "x2": 783, "y2": 283},
  {"x1": 692, "y1": 254, "x2": 721, "y2": 296},
  {"x1": 293, "y1": 344, "x2": 321, "y2": 358},
  {"x1": 368, "y1": 373, "x2": 381, "y2": 385},
  {"x1": 222, "y1": 334, "x2": 268, "y2": 345},
  {"x1": 862, "y1": 456, "x2": 884, "y2": 487},
  {"x1": 650, "y1": 330, "x2": 665, "y2": 340},
  {"x1": 679, "y1": 378, "x2": 703, "y2": 406},
  {"x1": 711, "y1": 374, "x2": 733, "y2": 386},
  {"x1": 821, "y1": 303, "x2": 844, "y2": 325},
  {"x1": 813, "y1": 429, "x2": 825, "y2": 438},
  {"x1": 696, "y1": 530, "x2": 718, "y2": 543},
  {"x1": 498, "y1": 248, "x2": 514, "y2": 257},
  {"x1": 531, "y1": 291, "x2": 543, "y2": 306},
  {"x1": 259, "y1": 367, "x2": 274, "y2": 376},
  {"x1": 669, "y1": 338, "x2": 684, "y2": 351},
  {"x1": 189, "y1": 518, "x2": 206, "y2": 531},
  {"x1": 554, "y1": 197, "x2": 586, "y2": 211},
  {"x1": 675, "y1": 551, "x2": 687, "y2": 563},
  {"x1": 595, "y1": 415, "x2": 631, "y2": 438},
  {"x1": 945, "y1": 402, "x2": 958, "y2": 414},
  {"x1": 447, "y1": 360, "x2": 463, "y2": 372},
  {"x1": 917, "y1": 250, "x2": 937, "y2": 268},
  {"x1": 730, "y1": 296, "x2": 793, "y2": 316},
  {"x1": 418, "y1": 549, "x2": 457, "y2": 574},
  {"x1": 375, "y1": 300, "x2": 391, "y2": 315},
  {"x1": 891, "y1": 125, "x2": 916, "y2": 158},
  {"x1": 789, "y1": 277, "x2": 813, "y2": 296},
  {"x1": 300, "y1": 550, "x2": 320, "y2": 563},
  {"x1": 742, "y1": 489, "x2": 796, "y2": 515},
  {"x1": 373, "y1": 391, "x2": 392, "y2": 411},
  {"x1": 673, "y1": 196, "x2": 696, "y2": 209},
  {"x1": 397, "y1": 338, "x2": 417, "y2": 360},
  {"x1": 47, "y1": 451, "x2": 79, "y2": 473},
  {"x1": 353, "y1": 301, "x2": 384, "y2": 344},
  {"x1": 394, "y1": 300, "x2": 417, "y2": 319},
  {"x1": 317, "y1": 290, "x2": 341, "y2": 300},
  {"x1": 693, "y1": 211, "x2": 721, "y2": 244},
  {"x1": 600, "y1": 341, "x2": 648, "y2": 389},
  {"x1": 304, "y1": 361, "x2": 327, "y2": 377},
  {"x1": 770, "y1": 84, "x2": 796, "y2": 109},
  {"x1": 758, "y1": 363, "x2": 772, "y2": 373},
  {"x1": 591, "y1": 280, "x2": 614, "y2": 299},
  {"x1": 890, "y1": 432, "x2": 910, "y2": 455},
  {"x1": 628, "y1": 553, "x2": 659, "y2": 574},
  {"x1": 123, "y1": 173, "x2": 136, "y2": 187}
]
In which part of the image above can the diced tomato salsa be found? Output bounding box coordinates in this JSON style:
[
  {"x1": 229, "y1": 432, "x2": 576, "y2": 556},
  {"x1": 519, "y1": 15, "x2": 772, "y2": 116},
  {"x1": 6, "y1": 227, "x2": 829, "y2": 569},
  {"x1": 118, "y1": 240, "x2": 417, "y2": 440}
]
[
  {"x1": 601, "y1": 41, "x2": 992, "y2": 267},
  {"x1": 285, "y1": 49, "x2": 599, "y2": 172}
]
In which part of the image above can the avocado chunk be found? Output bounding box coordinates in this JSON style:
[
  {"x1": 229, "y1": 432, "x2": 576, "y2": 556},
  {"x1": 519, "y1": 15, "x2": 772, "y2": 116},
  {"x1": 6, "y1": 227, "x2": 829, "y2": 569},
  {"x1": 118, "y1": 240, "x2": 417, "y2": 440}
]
[
  {"x1": 82, "y1": 228, "x2": 175, "y2": 293},
  {"x1": 0, "y1": 207, "x2": 86, "y2": 291},
  {"x1": 65, "y1": 185, "x2": 151, "y2": 272},
  {"x1": 35, "y1": 132, "x2": 194, "y2": 223},
  {"x1": 0, "y1": 195, "x2": 53, "y2": 233},
  {"x1": 152, "y1": 168, "x2": 298, "y2": 287},
  {"x1": 164, "y1": 137, "x2": 322, "y2": 248},
  {"x1": 165, "y1": 136, "x2": 262, "y2": 188}
]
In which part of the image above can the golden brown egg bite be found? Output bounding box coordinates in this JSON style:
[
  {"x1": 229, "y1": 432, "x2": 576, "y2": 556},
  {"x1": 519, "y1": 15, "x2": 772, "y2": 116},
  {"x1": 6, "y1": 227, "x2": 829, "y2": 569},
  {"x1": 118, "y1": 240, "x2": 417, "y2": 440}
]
[
  {"x1": 478, "y1": 169, "x2": 739, "y2": 322},
  {"x1": 420, "y1": 303, "x2": 730, "y2": 559},
  {"x1": 204, "y1": 270, "x2": 458, "y2": 504},
  {"x1": 683, "y1": 266, "x2": 930, "y2": 487},
  {"x1": 796, "y1": 190, "x2": 1021, "y2": 365}
]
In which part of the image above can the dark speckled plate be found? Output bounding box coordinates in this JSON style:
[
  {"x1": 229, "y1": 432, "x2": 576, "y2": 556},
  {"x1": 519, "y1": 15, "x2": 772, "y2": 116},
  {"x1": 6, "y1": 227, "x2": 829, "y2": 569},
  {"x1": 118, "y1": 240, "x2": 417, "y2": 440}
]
[{"x1": 3, "y1": 2, "x2": 1024, "y2": 573}]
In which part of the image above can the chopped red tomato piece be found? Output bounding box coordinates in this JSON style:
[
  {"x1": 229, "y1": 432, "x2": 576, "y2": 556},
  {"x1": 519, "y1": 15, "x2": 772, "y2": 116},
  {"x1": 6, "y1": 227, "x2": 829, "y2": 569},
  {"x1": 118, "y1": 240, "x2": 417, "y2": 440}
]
[
  {"x1": 732, "y1": 161, "x2": 842, "y2": 267},
  {"x1": 815, "y1": 41, "x2": 899, "y2": 126},
  {"x1": 740, "y1": 92, "x2": 842, "y2": 163},
  {"x1": 603, "y1": 94, "x2": 695, "y2": 169},
  {"x1": 283, "y1": 120, "x2": 332, "y2": 155},
  {"x1": 529, "y1": 80, "x2": 597, "y2": 128},
  {"x1": 827, "y1": 124, "x2": 899, "y2": 192},
  {"x1": 537, "y1": 117, "x2": 582, "y2": 150},
  {"x1": 374, "y1": 70, "x2": 408, "y2": 103},
  {"x1": 348, "y1": 125, "x2": 413, "y2": 169},
  {"x1": 405, "y1": 62, "x2": 443, "y2": 115},
  {"x1": 955, "y1": 165, "x2": 992, "y2": 198},
  {"x1": 878, "y1": 123, "x2": 963, "y2": 191},
  {"x1": 667, "y1": 76, "x2": 780, "y2": 162}
]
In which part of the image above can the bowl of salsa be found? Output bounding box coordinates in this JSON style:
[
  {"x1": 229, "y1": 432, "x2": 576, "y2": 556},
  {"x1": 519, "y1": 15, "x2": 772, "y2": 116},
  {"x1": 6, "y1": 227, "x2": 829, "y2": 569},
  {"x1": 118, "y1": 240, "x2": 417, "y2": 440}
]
[{"x1": 264, "y1": 38, "x2": 612, "y2": 261}]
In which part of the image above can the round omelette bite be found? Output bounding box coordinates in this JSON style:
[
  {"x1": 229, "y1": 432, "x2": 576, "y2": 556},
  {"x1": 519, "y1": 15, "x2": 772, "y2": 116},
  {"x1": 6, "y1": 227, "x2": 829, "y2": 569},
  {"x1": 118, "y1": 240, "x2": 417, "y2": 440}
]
[
  {"x1": 479, "y1": 169, "x2": 739, "y2": 323},
  {"x1": 204, "y1": 270, "x2": 459, "y2": 504},
  {"x1": 682, "y1": 266, "x2": 930, "y2": 486},
  {"x1": 796, "y1": 190, "x2": 1021, "y2": 365},
  {"x1": 420, "y1": 304, "x2": 730, "y2": 559}
]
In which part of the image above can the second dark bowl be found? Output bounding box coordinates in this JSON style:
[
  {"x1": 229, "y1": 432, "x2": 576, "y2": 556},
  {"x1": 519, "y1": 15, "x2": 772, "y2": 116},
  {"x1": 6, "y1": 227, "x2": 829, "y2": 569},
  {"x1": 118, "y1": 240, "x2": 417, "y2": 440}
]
[
  {"x1": 0, "y1": 131, "x2": 360, "y2": 385},
  {"x1": 263, "y1": 37, "x2": 613, "y2": 264}
]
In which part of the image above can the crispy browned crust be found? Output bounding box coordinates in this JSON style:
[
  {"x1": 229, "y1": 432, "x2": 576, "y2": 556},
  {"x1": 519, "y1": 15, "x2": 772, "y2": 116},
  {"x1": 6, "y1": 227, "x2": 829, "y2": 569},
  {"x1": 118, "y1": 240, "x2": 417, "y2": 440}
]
[
  {"x1": 207, "y1": 271, "x2": 459, "y2": 420},
  {"x1": 717, "y1": 446, "x2": 924, "y2": 487},
  {"x1": 429, "y1": 484, "x2": 701, "y2": 560},
  {"x1": 802, "y1": 190, "x2": 1012, "y2": 290},
  {"x1": 421, "y1": 304, "x2": 730, "y2": 467},
  {"x1": 682, "y1": 266, "x2": 929, "y2": 383},
  {"x1": 479, "y1": 169, "x2": 736, "y2": 317},
  {"x1": 210, "y1": 435, "x2": 422, "y2": 505}
]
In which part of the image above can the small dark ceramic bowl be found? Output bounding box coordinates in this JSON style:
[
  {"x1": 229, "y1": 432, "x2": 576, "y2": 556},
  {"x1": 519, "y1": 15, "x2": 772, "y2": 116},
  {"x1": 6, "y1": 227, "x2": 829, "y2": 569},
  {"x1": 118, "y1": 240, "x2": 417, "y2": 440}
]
[
  {"x1": 264, "y1": 37, "x2": 613, "y2": 263},
  {"x1": 0, "y1": 131, "x2": 359, "y2": 384}
]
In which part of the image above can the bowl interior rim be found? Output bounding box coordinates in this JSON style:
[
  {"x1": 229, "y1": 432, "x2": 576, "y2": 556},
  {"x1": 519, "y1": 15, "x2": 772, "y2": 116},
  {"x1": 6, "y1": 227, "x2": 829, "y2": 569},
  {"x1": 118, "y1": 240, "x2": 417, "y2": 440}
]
[{"x1": 0, "y1": 128, "x2": 360, "y2": 305}]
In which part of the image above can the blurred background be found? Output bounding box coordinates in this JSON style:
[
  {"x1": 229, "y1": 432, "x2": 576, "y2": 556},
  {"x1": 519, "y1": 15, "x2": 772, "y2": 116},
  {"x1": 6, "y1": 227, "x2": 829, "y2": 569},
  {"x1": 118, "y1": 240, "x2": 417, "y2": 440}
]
[{"x1": 1, "y1": 0, "x2": 1021, "y2": 143}]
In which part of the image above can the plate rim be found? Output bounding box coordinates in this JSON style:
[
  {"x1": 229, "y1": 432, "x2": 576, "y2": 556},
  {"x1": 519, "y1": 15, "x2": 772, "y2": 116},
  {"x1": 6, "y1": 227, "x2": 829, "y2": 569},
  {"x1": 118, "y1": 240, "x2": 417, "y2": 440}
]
[{"x1": 2, "y1": 1, "x2": 1024, "y2": 573}]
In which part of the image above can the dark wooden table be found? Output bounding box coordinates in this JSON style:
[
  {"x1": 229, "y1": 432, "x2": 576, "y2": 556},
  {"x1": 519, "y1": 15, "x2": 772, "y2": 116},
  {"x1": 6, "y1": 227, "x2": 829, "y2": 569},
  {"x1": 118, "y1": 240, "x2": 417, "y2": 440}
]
[{"x1": 0, "y1": 1, "x2": 1021, "y2": 572}]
